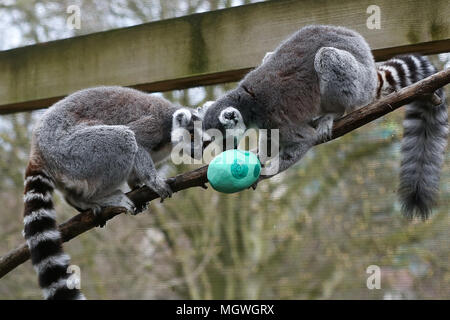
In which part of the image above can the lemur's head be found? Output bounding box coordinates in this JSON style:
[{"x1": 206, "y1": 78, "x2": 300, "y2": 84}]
[
  {"x1": 200, "y1": 91, "x2": 247, "y2": 151},
  {"x1": 171, "y1": 108, "x2": 205, "y2": 160}
]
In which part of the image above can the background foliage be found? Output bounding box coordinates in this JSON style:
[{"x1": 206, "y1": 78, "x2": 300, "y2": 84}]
[{"x1": 0, "y1": 0, "x2": 449, "y2": 299}]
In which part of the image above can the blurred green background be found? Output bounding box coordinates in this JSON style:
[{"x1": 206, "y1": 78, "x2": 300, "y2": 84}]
[{"x1": 0, "y1": 0, "x2": 449, "y2": 299}]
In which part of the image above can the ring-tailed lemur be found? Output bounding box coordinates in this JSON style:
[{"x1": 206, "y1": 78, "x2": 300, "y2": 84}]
[
  {"x1": 24, "y1": 86, "x2": 202, "y2": 299},
  {"x1": 376, "y1": 55, "x2": 448, "y2": 219},
  {"x1": 201, "y1": 25, "x2": 448, "y2": 219},
  {"x1": 202, "y1": 25, "x2": 378, "y2": 181}
]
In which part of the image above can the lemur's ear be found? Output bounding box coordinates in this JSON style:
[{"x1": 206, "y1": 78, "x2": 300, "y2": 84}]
[
  {"x1": 196, "y1": 101, "x2": 215, "y2": 117},
  {"x1": 262, "y1": 51, "x2": 274, "y2": 64},
  {"x1": 173, "y1": 109, "x2": 192, "y2": 127},
  {"x1": 192, "y1": 113, "x2": 201, "y2": 121},
  {"x1": 219, "y1": 107, "x2": 242, "y2": 128}
]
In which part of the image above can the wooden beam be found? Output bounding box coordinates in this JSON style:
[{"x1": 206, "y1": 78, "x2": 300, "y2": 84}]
[{"x1": 1, "y1": 0, "x2": 449, "y2": 114}]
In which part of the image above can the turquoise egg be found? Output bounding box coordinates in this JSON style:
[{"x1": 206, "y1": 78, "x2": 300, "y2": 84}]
[{"x1": 207, "y1": 150, "x2": 261, "y2": 193}]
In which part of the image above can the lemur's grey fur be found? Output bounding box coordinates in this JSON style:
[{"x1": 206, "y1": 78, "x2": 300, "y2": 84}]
[
  {"x1": 24, "y1": 86, "x2": 201, "y2": 299},
  {"x1": 34, "y1": 86, "x2": 201, "y2": 211},
  {"x1": 202, "y1": 24, "x2": 448, "y2": 220},
  {"x1": 202, "y1": 25, "x2": 378, "y2": 177},
  {"x1": 377, "y1": 55, "x2": 448, "y2": 219}
]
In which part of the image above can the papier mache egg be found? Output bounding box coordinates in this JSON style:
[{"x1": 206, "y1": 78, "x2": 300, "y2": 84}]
[{"x1": 207, "y1": 150, "x2": 261, "y2": 193}]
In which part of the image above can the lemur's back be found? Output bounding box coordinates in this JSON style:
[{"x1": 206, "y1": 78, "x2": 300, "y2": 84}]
[
  {"x1": 33, "y1": 86, "x2": 175, "y2": 158},
  {"x1": 35, "y1": 86, "x2": 174, "y2": 133},
  {"x1": 242, "y1": 25, "x2": 377, "y2": 126},
  {"x1": 31, "y1": 86, "x2": 178, "y2": 185}
]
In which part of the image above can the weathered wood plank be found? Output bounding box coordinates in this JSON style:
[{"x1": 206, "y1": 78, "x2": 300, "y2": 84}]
[{"x1": 0, "y1": 0, "x2": 449, "y2": 114}]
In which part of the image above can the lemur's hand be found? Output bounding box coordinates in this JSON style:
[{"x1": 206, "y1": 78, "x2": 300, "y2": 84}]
[
  {"x1": 146, "y1": 176, "x2": 173, "y2": 202},
  {"x1": 249, "y1": 174, "x2": 270, "y2": 190},
  {"x1": 314, "y1": 114, "x2": 335, "y2": 143}
]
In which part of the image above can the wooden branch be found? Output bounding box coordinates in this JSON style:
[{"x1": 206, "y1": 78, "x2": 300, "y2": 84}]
[{"x1": 1, "y1": 68, "x2": 449, "y2": 279}]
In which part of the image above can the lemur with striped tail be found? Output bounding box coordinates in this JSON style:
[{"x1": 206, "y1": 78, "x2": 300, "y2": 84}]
[
  {"x1": 202, "y1": 25, "x2": 379, "y2": 178},
  {"x1": 200, "y1": 25, "x2": 447, "y2": 221},
  {"x1": 376, "y1": 54, "x2": 448, "y2": 219},
  {"x1": 24, "y1": 86, "x2": 203, "y2": 299}
]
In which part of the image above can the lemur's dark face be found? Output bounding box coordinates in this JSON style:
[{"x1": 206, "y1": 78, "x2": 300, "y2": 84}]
[{"x1": 201, "y1": 98, "x2": 246, "y2": 151}]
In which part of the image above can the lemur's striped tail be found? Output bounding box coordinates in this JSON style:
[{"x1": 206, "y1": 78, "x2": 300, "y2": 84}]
[
  {"x1": 377, "y1": 55, "x2": 449, "y2": 219},
  {"x1": 23, "y1": 162, "x2": 85, "y2": 299}
]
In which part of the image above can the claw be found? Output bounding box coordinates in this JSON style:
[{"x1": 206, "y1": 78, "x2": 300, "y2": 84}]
[
  {"x1": 250, "y1": 180, "x2": 259, "y2": 190},
  {"x1": 96, "y1": 220, "x2": 107, "y2": 228},
  {"x1": 128, "y1": 204, "x2": 138, "y2": 215},
  {"x1": 92, "y1": 207, "x2": 107, "y2": 228},
  {"x1": 430, "y1": 92, "x2": 442, "y2": 105}
]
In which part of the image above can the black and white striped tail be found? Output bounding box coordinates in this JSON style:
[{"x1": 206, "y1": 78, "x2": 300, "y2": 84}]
[
  {"x1": 377, "y1": 55, "x2": 449, "y2": 219},
  {"x1": 23, "y1": 164, "x2": 85, "y2": 299}
]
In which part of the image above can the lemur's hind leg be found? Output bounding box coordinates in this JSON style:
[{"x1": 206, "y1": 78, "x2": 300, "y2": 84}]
[
  {"x1": 59, "y1": 124, "x2": 138, "y2": 217},
  {"x1": 65, "y1": 189, "x2": 136, "y2": 227},
  {"x1": 314, "y1": 46, "x2": 376, "y2": 114},
  {"x1": 314, "y1": 47, "x2": 376, "y2": 143}
]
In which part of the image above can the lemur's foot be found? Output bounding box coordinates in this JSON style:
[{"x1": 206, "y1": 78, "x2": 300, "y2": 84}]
[
  {"x1": 119, "y1": 196, "x2": 138, "y2": 215},
  {"x1": 68, "y1": 199, "x2": 108, "y2": 227},
  {"x1": 91, "y1": 205, "x2": 108, "y2": 228},
  {"x1": 428, "y1": 92, "x2": 442, "y2": 105},
  {"x1": 315, "y1": 114, "x2": 334, "y2": 143},
  {"x1": 146, "y1": 176, "x2": 173, "y2": 202},
  {"x1": 97, "y1": 191, "x2": 137, "y2": 216}
]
